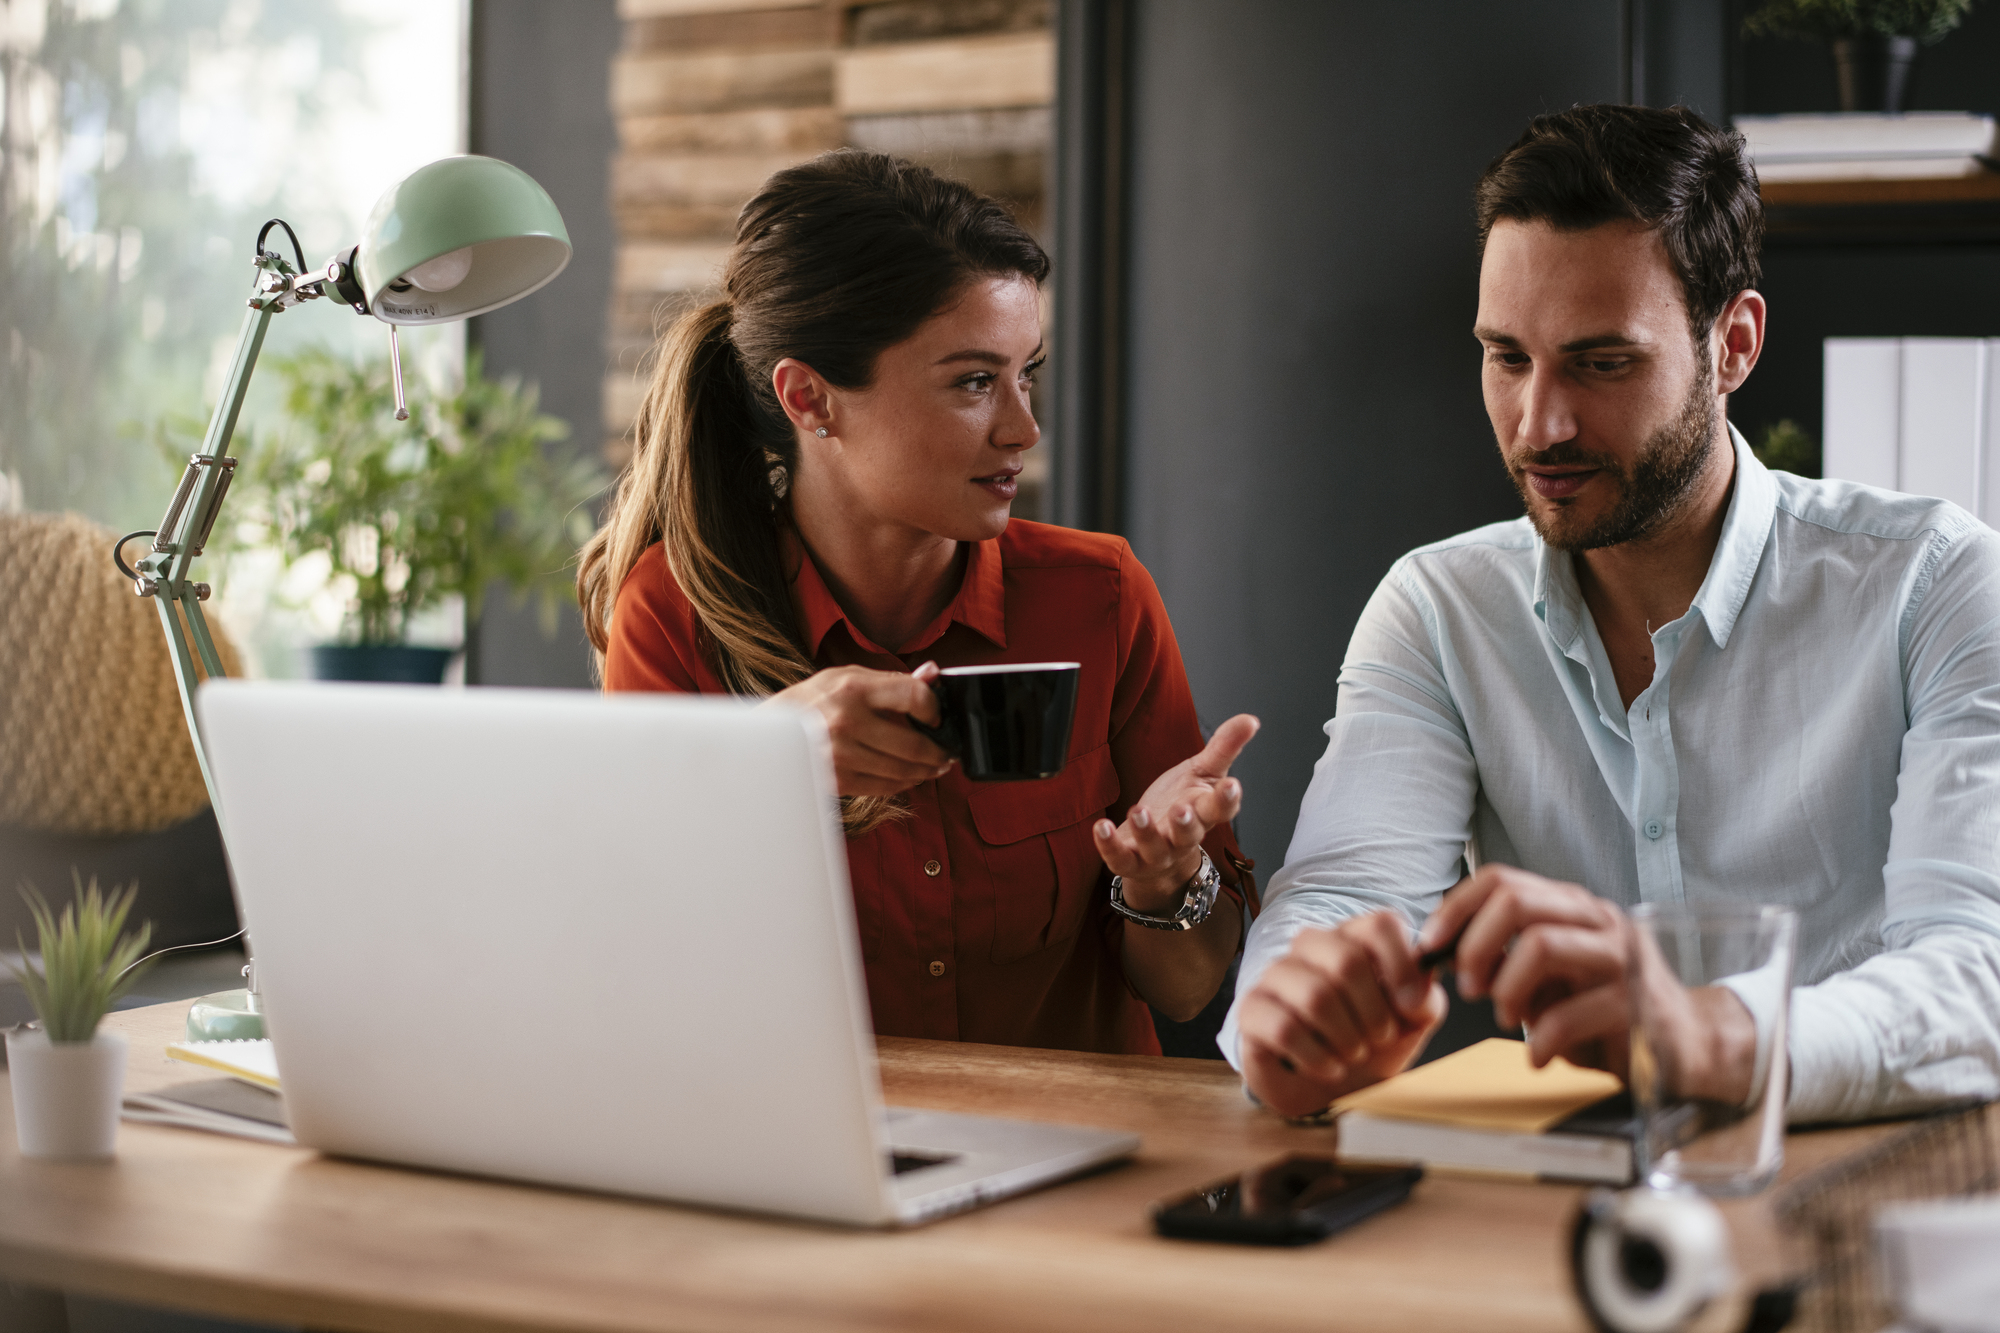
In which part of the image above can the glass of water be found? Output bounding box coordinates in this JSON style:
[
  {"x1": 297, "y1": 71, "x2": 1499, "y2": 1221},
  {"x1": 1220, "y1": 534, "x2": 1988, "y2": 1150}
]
[{"x1": 1627, "y1": 903, "x2": 1798, "y2": 1197}]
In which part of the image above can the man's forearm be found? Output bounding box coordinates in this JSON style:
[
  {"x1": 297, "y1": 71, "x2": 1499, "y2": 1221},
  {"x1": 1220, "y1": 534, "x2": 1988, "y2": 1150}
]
[{"x1": 1786, "y1": 929, "x2": 2000, "y2": 1122}]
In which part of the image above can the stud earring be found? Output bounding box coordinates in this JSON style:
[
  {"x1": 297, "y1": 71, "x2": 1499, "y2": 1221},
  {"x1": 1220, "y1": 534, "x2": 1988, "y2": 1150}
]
[{"x1": 815, "y1": 427, "x2": 828, "y2": 438}]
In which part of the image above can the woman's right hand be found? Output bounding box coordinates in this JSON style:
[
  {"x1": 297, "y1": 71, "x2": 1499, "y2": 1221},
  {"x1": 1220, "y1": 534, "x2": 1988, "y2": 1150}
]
[{"x1": 766, "y1": 661, "x2": 953, "y2": 796}]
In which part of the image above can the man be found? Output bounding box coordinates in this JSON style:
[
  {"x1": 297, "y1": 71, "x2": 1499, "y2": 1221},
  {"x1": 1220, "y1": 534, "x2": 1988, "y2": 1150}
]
[{"x1": 1222, "y1": 104, "x2": 2000, "y2": 1124}]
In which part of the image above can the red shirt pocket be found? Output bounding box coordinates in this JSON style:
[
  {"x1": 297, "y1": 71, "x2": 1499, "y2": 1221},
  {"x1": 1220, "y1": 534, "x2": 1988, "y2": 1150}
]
[{"x1": 966, "y1": 744, "x2": 1122, "y2": 965}]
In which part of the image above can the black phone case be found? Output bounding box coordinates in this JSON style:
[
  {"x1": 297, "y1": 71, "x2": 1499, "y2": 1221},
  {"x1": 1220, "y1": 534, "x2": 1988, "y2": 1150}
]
[{"x1": 1152, "y1": 1163, "x2": 1424, "y2": 1246}]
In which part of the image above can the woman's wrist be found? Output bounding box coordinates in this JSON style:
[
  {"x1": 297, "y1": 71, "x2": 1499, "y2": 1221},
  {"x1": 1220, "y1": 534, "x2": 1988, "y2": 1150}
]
[{"x1": 1115, "y1": 850, "x2": 1205, "y2": 914}]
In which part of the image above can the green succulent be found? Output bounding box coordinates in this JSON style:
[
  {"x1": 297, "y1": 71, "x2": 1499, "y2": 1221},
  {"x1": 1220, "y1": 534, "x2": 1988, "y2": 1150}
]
[{"x1": 8, "y1": 879, "x2": 154, "y2": 1044}]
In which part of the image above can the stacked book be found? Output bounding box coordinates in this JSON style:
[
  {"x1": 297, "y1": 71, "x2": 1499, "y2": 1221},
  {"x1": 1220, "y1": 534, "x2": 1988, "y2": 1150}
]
[
  {"x1": 1332, "y1": 1037, "x2": 1636, "y2": 1184},
  {"x1": 1735, "y1": 112, "x2": 1997, "y2": 181}
]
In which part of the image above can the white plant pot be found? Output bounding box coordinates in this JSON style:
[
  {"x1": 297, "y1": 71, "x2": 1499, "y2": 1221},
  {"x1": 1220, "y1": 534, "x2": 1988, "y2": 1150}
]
[{"x1": 6, "y1": 1028, "x2": 127, "y2": 1160}]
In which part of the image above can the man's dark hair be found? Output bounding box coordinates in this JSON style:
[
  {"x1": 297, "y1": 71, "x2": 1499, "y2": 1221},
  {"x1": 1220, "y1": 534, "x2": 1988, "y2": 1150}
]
[{"x1": 1475, "y1": 104, "x2": 1764, "y2": 341}]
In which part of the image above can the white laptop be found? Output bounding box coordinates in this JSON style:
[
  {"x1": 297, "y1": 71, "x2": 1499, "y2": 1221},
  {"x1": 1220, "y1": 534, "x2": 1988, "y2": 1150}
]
[{"x1": 196, "y1": 680, "x2": 1137, "y2": 1226}]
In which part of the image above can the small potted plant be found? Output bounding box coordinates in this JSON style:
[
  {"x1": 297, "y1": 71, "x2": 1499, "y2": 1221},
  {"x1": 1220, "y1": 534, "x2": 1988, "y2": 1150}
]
[
  {"x1": 1745, "y1": 0, "x2": 1977, "y2": 112},
  {"x1": 223, "y1": 348, "x2": 607, "y2": 682},
  {"x1": 6, "y1": 880, "x2": 154, "y2": 1159}
]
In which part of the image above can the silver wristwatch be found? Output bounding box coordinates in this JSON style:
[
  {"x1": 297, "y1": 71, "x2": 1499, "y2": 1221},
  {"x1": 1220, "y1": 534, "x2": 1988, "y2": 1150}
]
[{"x1": 1108, "y1": 848, "x2": 1222, "y2": 931}]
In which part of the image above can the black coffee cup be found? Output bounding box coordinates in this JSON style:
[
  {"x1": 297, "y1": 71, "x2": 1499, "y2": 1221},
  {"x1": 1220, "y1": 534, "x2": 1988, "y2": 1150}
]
[{"x1": 910, "y1": 662, "x2": 1080, "y2": 782}]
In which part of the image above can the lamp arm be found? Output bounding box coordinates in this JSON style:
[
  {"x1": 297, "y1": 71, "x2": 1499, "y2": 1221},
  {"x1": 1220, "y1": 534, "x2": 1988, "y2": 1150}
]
[{"x1": 127, "y1": 244, "x2": 303, "y2": 813}]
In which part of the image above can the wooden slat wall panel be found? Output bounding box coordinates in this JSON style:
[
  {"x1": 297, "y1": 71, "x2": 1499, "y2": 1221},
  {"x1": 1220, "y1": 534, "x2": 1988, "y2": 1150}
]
[
  {"x1": 604, "y1": 0, "x2": 1052, "y2": 500},
  {"x1": 620, "y1": 0, "x2": 817, "y2": 18},
  {"x1": 835, "y1": 32, "x2": 1054, "y2": 116}
]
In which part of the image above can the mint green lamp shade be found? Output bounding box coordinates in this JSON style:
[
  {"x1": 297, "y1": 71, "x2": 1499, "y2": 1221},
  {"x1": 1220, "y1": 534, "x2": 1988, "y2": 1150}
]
[{"x1": 357, "y1": 155, "x2": 571, "y2": 325}]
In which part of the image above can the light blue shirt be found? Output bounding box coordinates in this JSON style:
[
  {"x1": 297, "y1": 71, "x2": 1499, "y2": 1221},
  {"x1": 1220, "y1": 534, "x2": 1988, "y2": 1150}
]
[{"x1": 1222, "y1": 430, "x2": 2000, "y2": 1122}]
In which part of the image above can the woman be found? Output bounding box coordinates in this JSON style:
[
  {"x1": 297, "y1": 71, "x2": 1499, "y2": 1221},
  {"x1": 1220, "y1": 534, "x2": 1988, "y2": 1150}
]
[{"x1": 579, "y1": 151, "x2": 1256, "y2": 1055}]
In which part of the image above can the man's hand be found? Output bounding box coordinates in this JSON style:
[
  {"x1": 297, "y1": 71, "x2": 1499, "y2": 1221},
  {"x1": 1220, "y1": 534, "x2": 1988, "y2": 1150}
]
[
  {"x1": 1235, "y1": 911, "x2": 1449, "y2": 1117},
  {"x1": 1419, "y1": 864, "x2": 1633, "y2": 1076},
  {"x1": 1418, "y1": 864, "x2": 1759, "y2": 1103},
  {"x1": 767, "y1": 662, "x2": 952, "y2": 796}
]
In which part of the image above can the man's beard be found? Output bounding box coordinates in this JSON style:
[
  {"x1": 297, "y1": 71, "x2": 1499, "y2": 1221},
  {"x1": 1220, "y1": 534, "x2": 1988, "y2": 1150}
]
[{"x1": 1507, "y1": 363, "x2": 1719, "y2": 554}]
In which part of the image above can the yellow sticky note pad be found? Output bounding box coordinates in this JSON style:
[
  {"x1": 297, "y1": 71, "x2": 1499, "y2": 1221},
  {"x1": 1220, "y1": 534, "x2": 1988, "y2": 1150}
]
[{"x1": 1332, "y1": 1038, "x2": 1623, "y2": 1134}]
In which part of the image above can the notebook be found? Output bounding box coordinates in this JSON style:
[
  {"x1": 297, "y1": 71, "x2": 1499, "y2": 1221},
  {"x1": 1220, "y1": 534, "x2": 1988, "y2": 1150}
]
[
  {"x1": 165, "y1": 1038, "x2": 282, "y2": 1090},
  {"x1": 1332, "y1": 1038, "x2": 1636, "y2": 1184},
  {"x1": 125, "y1": 1076, "x2": 294, "y2": 1145}
]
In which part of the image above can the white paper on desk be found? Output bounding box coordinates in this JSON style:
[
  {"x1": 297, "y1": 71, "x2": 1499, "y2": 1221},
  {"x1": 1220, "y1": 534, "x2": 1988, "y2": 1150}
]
[
  {"x1": 125, "y1": 1079, "x2": 295, "y2": 1146},
  {"x1": 1874, "y1": 1196, "x2": 2000, "y2": 1332}
]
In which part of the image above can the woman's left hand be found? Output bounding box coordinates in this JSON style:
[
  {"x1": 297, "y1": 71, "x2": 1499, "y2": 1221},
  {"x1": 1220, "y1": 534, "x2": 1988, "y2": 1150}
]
[{"x1": 1092, "y1": 714, "x2": 1259, "y2": 913}]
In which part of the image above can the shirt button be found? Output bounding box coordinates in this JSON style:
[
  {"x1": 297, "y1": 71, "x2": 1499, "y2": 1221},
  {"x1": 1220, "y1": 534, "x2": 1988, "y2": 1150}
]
[
  {"x1": 923, "y1": 859, "x2": 941, "y2": 877},
  {"x1": 928, "y1": 960, "x2": 946, "y2": 977},
  {"x1": 1644, "y1": 819, "x2": 1664, "y2": 841}
]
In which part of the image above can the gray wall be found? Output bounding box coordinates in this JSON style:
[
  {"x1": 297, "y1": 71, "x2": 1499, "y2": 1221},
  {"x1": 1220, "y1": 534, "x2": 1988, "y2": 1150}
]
[
  {"x1": 1118, "y1": 3, "x2": 1626, "y2": 867},
  {"x1": 466, "y1": 0, "x2": 621, "y2": 688}
]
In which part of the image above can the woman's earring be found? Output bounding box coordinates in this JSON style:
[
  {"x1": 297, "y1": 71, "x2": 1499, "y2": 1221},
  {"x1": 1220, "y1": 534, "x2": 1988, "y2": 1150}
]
[{"x1": 815, "y1": 427, "x2": 828, "y2": 438}]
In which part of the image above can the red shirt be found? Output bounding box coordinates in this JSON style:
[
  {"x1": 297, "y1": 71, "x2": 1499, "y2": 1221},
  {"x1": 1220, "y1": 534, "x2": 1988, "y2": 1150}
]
[{"x1": 603, "y1": 519, "x2": 1251, "y2": 1055}]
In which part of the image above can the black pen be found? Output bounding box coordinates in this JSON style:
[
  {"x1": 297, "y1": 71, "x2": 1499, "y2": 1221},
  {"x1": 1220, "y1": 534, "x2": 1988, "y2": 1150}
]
[{"x1": 1415, "y1": 928, "x2": 1464, "y2": 973}]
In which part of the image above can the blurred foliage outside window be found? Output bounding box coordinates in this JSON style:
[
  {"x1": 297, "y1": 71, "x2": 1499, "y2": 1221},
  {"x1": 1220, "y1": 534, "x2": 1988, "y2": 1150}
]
[{"x1": 1, "y1": 0, "x2": 482, "y2": 673}]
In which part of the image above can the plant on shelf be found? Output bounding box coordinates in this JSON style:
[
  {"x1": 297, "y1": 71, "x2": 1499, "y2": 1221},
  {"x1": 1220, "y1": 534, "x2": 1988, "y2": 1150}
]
[
  {"x1": 5, "y1": 879, "x2": 155, "y2": 1159},
  {"x1": 1744, "y1": 0, "x2": 1977, "y2": 111},
  {"x1": 1863, "y1": 0, "x2": 1977, "y2": 43},
  {"x1": 1753, "y1": 420, "x2": 1821, "y2": 477},
  {"x1": 1745, "y1": 0, "x2": 1867, "y2": 40},
  {"x1": 219, "y1": 348, "x2": 608, "y2": 679}
]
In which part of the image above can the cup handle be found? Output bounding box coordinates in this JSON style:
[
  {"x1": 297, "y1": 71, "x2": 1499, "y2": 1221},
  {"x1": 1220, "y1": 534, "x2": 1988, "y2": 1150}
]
[{"x1": 907, "y1": 682, "x2": 960, "y2": 755}]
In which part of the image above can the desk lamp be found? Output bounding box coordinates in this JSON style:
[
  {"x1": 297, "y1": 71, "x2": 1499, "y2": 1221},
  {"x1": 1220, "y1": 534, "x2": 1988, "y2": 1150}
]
[{"x1": 114, "y1": 156, "x2": 571, "y2": 1040}]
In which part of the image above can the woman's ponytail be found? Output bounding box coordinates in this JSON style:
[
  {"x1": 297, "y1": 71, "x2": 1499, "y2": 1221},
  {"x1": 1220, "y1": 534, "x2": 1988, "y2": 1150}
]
[{"x1": 580, "y1": 299, "x2": 809, "y2": 693}]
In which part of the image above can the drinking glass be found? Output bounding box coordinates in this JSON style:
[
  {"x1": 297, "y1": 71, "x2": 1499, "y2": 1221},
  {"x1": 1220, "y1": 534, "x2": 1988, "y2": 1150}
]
[{"x1": 1627, "y1": 903, "x2": 1797, "y2": 1197}]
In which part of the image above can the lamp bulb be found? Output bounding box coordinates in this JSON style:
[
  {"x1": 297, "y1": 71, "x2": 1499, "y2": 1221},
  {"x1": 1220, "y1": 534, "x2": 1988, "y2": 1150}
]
[{"x1": 404, "y1": 246, "x2": 474, "y2": 292}]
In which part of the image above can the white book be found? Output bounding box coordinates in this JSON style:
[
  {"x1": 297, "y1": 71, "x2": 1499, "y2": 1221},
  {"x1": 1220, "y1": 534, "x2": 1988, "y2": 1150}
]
[
  {"x1": 1736, "y1": 112, "x2": 1997, "y2": 160},
  {"x1": 1898, "y1": 339, "x2": 1987, "y2": 516},
  {"x1": 1824, "y1": 339, "x2": 1902, "y2": 491},
  {"x1": 1756, "y1": 156, "x2": 1990, "y2": 182}
]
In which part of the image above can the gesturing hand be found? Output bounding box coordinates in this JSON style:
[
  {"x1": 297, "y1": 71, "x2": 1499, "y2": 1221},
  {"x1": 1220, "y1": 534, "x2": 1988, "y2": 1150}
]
[
  {"x1": 1235, "y1": 911, "x2": 1449, "y2": 1118},
  {"x1": 1092, "y1": 714, "x2": 1259, "y2": 912},
  {"x1": 767, "y1": 662, "x2": 952, "y2": 797}
]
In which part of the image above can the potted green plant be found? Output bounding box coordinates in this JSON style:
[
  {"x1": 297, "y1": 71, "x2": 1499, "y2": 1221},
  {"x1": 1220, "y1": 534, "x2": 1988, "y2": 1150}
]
[
  {"x1": 6, "y1": 880, "x2": 154, "y2": 1159},
  {"x1": 227, "y1": 348, "x2": 607, "y2": 682},
  {"x1": 1867, "y1": 0, "x2": 1977, "y2": 111},
  {"x1": 1745, "y1": 0, "x2": 1976, "y2": 112}
]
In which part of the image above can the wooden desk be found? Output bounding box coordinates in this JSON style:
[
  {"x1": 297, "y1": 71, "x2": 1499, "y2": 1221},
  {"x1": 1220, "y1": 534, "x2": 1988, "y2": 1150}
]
[{"x1": 0, "y1": 1003, "x2": 1896, "y2": 1333}]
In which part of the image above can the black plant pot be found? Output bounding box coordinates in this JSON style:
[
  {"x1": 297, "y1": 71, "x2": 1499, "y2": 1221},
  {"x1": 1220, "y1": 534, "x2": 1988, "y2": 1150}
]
[
  {"x1": 1883, "y1": 34, "x2": 1919, "y2": 114},
  {"x1": 309, "y1": 645, "x2": 455, "y2": 684},
  {"x1": 1829, "y1": 37, "x2": 1863, "y2": 112}
]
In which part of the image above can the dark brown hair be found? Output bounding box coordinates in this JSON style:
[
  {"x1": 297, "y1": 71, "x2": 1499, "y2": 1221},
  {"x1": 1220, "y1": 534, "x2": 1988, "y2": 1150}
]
[
  {"x1": 1474, "y1": 104, "x2": 1764, "y2": 340},
  {"x1": 576, "y1": 150, "x2": 1048, "y2": 831}
]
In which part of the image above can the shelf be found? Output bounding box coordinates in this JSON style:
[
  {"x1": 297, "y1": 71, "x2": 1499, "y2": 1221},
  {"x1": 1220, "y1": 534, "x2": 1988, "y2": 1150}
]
[{"x1": 1762, "y1": 171, "x2": 2000, "y2": 246}]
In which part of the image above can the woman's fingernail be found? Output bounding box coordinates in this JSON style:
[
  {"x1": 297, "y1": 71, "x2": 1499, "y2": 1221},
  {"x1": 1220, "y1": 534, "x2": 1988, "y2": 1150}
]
[
  {"x1": 1134, "y1": 807, "x2": 1151, "y2": 829},
  {"x1": 1175, "y1": 807, "x2": 1194, "y2": 826},
  {"x1": 1096, "y1": 820, "x2": 1114, "y2": 838}
]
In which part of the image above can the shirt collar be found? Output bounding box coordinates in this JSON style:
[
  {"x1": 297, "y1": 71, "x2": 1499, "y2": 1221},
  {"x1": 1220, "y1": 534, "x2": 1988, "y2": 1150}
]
[
  {"x1": 1534, "y1": 423, "x2": 1775, "y2": 653},
  {"x1": 1688, "y1": 425, "x2": 1775, "y2": 650},
  {"x1": 786, "y1": 529, "x2": 1008, "y2": 659}
]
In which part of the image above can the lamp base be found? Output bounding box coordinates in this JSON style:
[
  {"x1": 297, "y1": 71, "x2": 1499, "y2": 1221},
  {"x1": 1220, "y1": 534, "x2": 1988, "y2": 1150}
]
[{"x1": 186, "y1": 989, "x2": 264, "y2": 1042}]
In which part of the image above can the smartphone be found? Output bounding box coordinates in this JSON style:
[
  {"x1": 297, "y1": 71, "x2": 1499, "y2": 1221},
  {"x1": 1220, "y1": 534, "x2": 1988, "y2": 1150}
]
[{"x1": 1152, "y1": 1156, "x2": 1423, "y2": 1246}]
